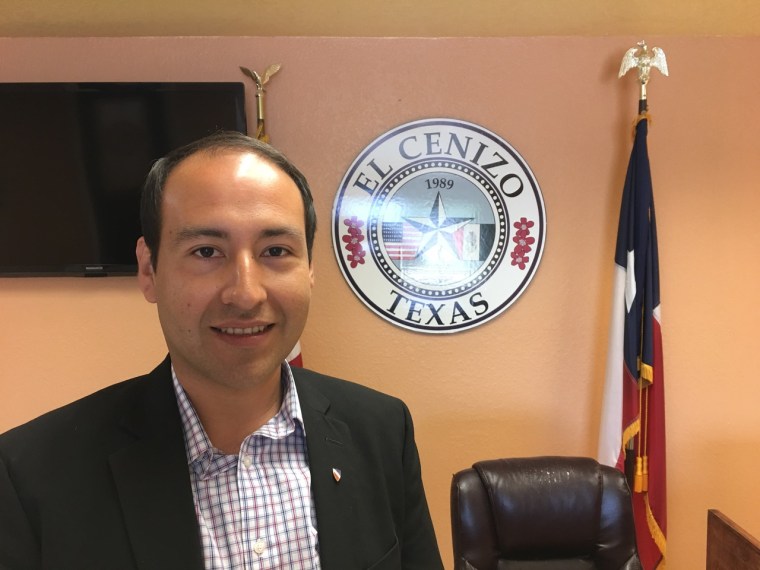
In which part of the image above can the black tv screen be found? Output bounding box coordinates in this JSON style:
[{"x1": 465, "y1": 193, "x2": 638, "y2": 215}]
[{"x1": 0, "y1": 82, "x2": 247, "y2": 276}]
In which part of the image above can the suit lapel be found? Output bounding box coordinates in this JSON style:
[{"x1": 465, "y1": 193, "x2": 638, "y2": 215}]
[
  {"x1": 294, "y1": 370, "x2": 361, "y2": 569},
  {"x1": 109, "y1": 359, "x2": 204, "y2": 570},
  {"x1": 107, "y1": 363, "x2": 362, "y2": 569}
]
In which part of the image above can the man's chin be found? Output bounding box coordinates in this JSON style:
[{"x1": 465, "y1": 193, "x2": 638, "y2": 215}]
[{"x1": 173, "y1": 354, "x2": 285, "y2": 392}]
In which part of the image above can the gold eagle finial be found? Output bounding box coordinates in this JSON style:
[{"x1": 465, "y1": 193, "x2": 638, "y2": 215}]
[
  {"x1": 240, "y1": 64, "x2": 282, "y2": 143},
  {"x1": 619, "y1": 41, "x2": 668, "y2": 102}
]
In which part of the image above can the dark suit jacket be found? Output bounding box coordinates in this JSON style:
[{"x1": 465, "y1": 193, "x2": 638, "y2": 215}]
[{"x1": 0, "y1": 358, "x2": 443, "y2": 569}]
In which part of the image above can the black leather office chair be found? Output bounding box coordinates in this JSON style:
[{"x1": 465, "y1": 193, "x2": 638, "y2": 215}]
[{"x1": 451, "y1": 456, "x2": 642, "y2": 570}]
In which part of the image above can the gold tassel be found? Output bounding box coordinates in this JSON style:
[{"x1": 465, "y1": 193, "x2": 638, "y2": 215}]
[
  {"x1": 641, "y1": 455, "x2": 649, "y2": 492},
  {"x1": 634, "y1": 456, "x2": 643, "y2": 493}
]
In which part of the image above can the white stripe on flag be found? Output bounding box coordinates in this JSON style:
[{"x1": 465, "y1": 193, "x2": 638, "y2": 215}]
[
  {"x1": 598, "y1": 263, "x2": 626, "y2": 468},
  {"x1": 384, "y1": 223, "x2": 423, "y2": 260}
]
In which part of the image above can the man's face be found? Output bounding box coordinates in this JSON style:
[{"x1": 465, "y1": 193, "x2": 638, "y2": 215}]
[{"x1": 136, "y1": 149, "x2": 314, "y2": 392}]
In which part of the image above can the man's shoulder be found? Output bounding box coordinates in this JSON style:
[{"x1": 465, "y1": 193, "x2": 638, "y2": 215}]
[
  {"x1": 293, "y1": 367, "x2": 401, "y2": 403},
  {"x1": 291, "y1": 367, "x2": 409, "y2": 425},
  {"x1": 0, "y1": 361, "x2": 170, "y2": 452}
]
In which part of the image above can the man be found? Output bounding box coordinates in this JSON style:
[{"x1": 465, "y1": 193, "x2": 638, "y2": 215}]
[{"x1": 0, "y1": 132, "x2": 443, "y2": 569}]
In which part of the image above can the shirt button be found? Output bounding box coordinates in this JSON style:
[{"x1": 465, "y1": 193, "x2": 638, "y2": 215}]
[
  {"x1": 253, "y1": 538, "x2": 266, "y2": 555},
  {"x1": 242, "y1": 455, "x2": 253, "y2": 468}
]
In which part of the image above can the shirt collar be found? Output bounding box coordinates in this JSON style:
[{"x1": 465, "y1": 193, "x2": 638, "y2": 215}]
[{"x1": 172, "y1": 363, "x2": 305, "y2": 469}]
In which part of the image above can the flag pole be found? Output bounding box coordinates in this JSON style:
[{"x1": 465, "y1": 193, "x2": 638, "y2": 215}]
[
  {"x1": 240, "y1": 63, "x2": 282, "y2": 144},
  {"x1": 609, "y1": 40, "x2": 669, "y2": 569},
  {"x1": 617, "y1": 41, "x2": 669, "y2": 490}
]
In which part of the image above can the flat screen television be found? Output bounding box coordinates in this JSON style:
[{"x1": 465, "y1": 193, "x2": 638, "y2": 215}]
[{"x1": 0, "y1": 82, "x2": 248, "y2": 276}]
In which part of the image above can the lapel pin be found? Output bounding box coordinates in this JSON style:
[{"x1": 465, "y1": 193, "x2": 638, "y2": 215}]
[{"x1": 332, "y1": 467, "x2": 342, "y2": 483}]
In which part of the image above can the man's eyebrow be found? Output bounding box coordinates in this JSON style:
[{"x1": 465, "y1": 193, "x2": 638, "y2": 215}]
[
  {"x1": 172, "y1": 227, "x2": 228, "y2": 243},
  {"x1": 171, "y1": 226, "x2": 304, "y2": 243},
  {"x1": 260, "y1": 226, "x2": 305, "y2": 240}
]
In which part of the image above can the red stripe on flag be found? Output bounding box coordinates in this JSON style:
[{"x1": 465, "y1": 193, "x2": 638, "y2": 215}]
[
  {"x1": 634, "y1": 313, "x2": 666, "y2": 568},
  {"x1": 384, "y1": 223, "x2": 422, "y2": 260}
]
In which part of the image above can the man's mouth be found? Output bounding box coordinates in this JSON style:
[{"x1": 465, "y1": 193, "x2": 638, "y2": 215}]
[{"x1": 214, "y1": 325, "x2": 269, "y2": 336}]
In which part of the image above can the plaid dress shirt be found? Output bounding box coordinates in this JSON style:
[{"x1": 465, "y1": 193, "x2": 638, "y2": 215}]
[{"x1": 172, "y1": 365, "x2": 321, "y2": 570}]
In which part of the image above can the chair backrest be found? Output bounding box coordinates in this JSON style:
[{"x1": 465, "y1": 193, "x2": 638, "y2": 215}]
[
  {"x1": 451, "y1": 456, "x2": 642, "y2": 570},
  {"x1": 706, "y1": 509, "x2": 760, "y2": 569}
]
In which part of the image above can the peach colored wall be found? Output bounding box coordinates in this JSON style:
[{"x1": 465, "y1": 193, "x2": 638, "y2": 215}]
[{"x1": 1, "y1": 37, "x2": 759, "y2": 569}]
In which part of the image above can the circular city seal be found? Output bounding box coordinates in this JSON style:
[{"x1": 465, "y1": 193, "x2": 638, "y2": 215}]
[{"x1": 332, "y1": 118, "x2": 545, "y2": 333}]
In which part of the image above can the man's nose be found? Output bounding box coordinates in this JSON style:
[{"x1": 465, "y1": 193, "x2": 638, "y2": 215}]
[{"x1": 220, "y1": 255, "x2": 267, "y2": 309}]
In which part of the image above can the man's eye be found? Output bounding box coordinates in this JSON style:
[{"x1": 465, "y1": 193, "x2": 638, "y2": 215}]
[
  {"x1": 193, "y1": 247, "x2": 219, "y2": 258},
  {"x1": 264, "y1": 246, "x2": 288, "y2": 257}
]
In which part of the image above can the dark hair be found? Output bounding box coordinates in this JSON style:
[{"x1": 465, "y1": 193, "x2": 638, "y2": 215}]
[{"x1": 140, "y1": 130, "x2": 317, "y2": 268}]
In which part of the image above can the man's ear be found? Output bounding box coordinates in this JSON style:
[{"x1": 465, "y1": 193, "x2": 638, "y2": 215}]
[{"x1": 136, "y1": 237, "x2": 157, "y2": 303}]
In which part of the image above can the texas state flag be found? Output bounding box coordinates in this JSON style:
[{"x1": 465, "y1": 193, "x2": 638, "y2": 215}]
[{"x1": 598, "y1": 115, "x2": 666, "y2": 569}]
